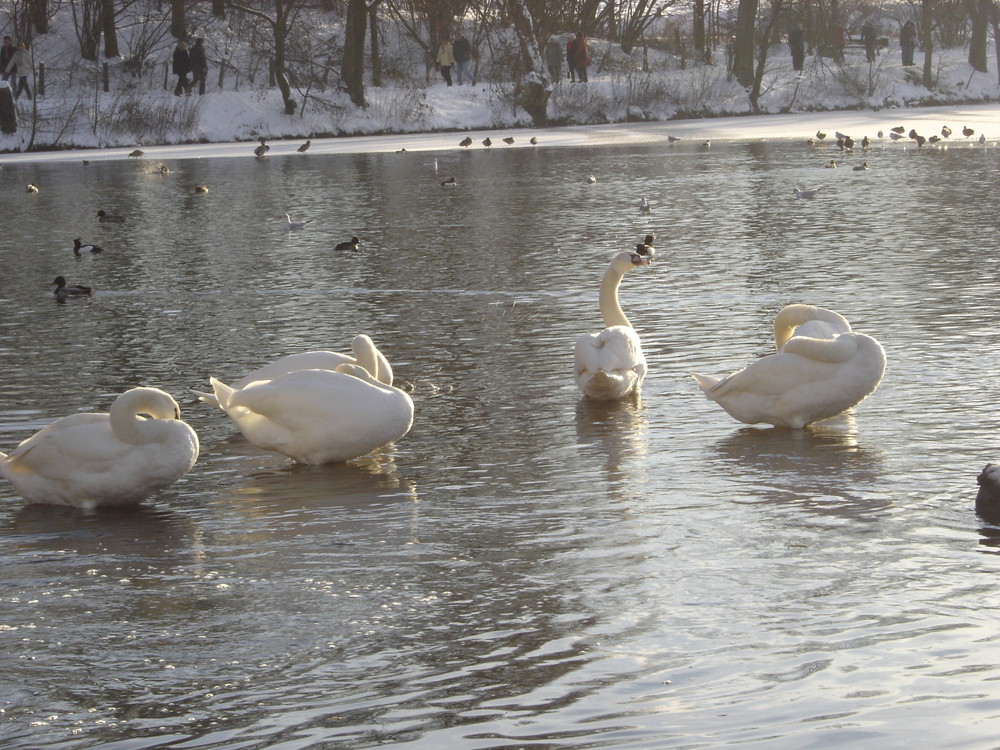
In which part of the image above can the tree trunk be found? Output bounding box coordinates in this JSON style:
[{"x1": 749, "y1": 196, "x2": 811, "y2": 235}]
[
  {"x1": 922, "y1": 0, "x2": 934, "y2": 88},
  {"x1": 212, "y1": 0, "x2": 225, "y2": 20},
  {"x1": 342, "y1": 0, "x2": 367, "y2": 107},
  {"x1": 508, "y1": 0, "x2": 551, "y2": 127},
  {"x1": 733, "y1": 0, "x2": 757, "y2": 87},
  {"x1": 967, "y1": 0, "x2": 989, "y2": 72},
  {"x1": 369, "y1": 1, "x2": 381, "y2": 87},
  {"x1": 274, "y1": 1, "x2": 295, "y2": 114},
  {"x1": 991, "y1": 1, "x2": 1000, "y2": 84},
  {"x1": 748, "y1": 0, "x2": 782, "y2": 111},
  {"x1": 170, "y1": 0, "x2": 185, "y2": 39},
  {"x1": 693, "y1": 0, "x2": 705, "y2": 63},
  {"x1": 32, "y1": 0, "x2": 48, "y2": 34},
  {"x1": 102, "y1": 0, "x2": 119, "y2": 58}
]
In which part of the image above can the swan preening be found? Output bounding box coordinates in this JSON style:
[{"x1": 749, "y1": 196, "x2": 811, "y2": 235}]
[
  {"x1": 0, "y1": 387, "x2": 199, "y2": 508},
  {"x1": 692, "y1": 304, "x2": 886, "y2": 428},
  {"x1": 575, "y1": 251, "x2": 652, "y2": 402},
  {"x1": 977, "y1": 464, "x2": 1000, "y2": 521},
  {"x1": 202, "y1": 335, "x2": 412, "y2": 464}
]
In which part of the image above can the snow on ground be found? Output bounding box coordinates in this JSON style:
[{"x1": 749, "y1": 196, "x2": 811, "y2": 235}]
[{"x1": 1, "y1": 101, "x2": 997, "y2": 165}]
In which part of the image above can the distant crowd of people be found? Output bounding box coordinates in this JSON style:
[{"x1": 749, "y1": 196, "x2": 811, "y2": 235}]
[
  {"x1": 786, "y1": 19, "x2": 919, "y2": 71},
  {"x1": 1, "y1": 35, "x2": 33, "y2": 100}
]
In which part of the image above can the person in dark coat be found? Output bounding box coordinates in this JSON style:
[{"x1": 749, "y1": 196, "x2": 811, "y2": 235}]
[
  {"x1": 860, "y1": 22, "x2": 877, "y2": 62},
  {"x1": 189, "y1": 38, "x2": 208, "y2": 95},
  {"x1": 0, "y1": 36, "x2": 15, "y2": 83},
  {"x1": 172, "y1": 40, "x2": 191, "y2": 96},
  {"x1": 900, "y1": 21, "x2": 917, "y2": 66},
  {"x1": 570, "y1": 32, "x2": 591, "y2": 82},
  {"x1": 788, "y1": 23, "x2": 805, "y2": 72},
  {"x1": 452, "y1": 31, "x2": 476, "y2": 85}
]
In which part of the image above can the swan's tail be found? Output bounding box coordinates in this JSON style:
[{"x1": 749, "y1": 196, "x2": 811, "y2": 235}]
[
  {"x1": 192, "y1": 389, "x2": 221, "y2": 409},
  {"x1": 209, "y1": 378, "x2": 237, "y2": 409},
  {"x1": 691, "y1": 372, "x2": 721, "y2": 393}
]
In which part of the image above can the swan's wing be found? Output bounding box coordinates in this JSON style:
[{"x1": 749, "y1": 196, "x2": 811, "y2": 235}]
[
  {"x1": 704, "y1": 347, "x2": 853, "y2": 399},
  {"x1": 2, "y1": 414, "x2": 124, "y2": 477},
  {"x1": 232, "y1": 351, "x2": 355, "y2": 390},
  {"x1": 575, "y1": 326, "x2": 645, "y2": 376}
]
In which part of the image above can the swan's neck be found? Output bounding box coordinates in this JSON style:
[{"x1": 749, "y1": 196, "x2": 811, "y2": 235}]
[
  {"x1": 599, "y1": 264, "x2": 631, "y2": 328},
  {"x1": 109, "y1": 389, "x2": 179, "y2": 445}
]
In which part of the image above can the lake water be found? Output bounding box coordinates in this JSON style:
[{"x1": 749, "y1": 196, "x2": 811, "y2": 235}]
[{"x1": 3, "y1": 131, "x2": 1000, "y2": 749}]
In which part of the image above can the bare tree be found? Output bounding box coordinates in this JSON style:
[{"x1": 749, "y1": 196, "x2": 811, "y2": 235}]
[
  {"x1": 733, "y1": 0, "x2": 757, "y2": 86},
  {"x1": 508, "y1": 0, "x2": 551, "y2": 126},
  {"x1": 229, "y1": 0, "x2": 299, "y2": 114},
  {"x1": 967, "y1": 0, "x2": 990, "y2": 71},
  {"x1": 748, "y1": 0, "x2": 782, "y2": 111},
  {"x1": 342, "y1": 0, "x2": 367, "y2": 105}
]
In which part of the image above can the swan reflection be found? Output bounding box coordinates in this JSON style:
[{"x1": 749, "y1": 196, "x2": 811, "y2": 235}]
[{"x1": 575, "y1": 397, "x2": 650, "y2": 495}]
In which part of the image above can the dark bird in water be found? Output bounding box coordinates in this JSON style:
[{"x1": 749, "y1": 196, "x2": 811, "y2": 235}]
[
  {"x1": 52, "y1": 276, "x2": 92, "y2": 298},
  {"x1": 25, "y1": 183, "x2": 38, "y2": 193},
  {"x1": 825, "y1": 160, "x2": 837, "y2": 168},
  {"x1": 440, "y1": 177, "x2": 458, "y2": 187},
  {"x1": 459, "y1": 136, "x2": 473, "y2": 147},
  {"x1": 860, "y1": 135, "x2": 870, "y2": 149},
  {"x1": 194, "y1": 185, "x2": 209, "y2": 193},
  {"x1": 843, "y1": 136, "x2": 855, "y2": 149},
  {"x1": 297, "y1": 139, "x2": 311, "y2": 153},
  {"x1": 129, "y1": 149, "x2": 144, "y2": 158},
  {"x1": 852, "y1": 162, "x2": 870, "y2": 171},
  {"x1": 890, "y1": 125, "x2": 906, "y2": 134},
  {"x1": 73, "y1": 238, "x2": 104, "y2": 255},
  {"x1": 529, "y1": 136, "x2": 538, "y2": 145},
  {"x1": 482, "y1": 137, "x2": 492, "y2": 148},
  {"x1": 963, "y1": 126, "x2": 975, "y2": 138},
  {"x1": 254, "y1": 138, "x2": 269, "y2": 157},
  {"x1": 908, "y1": 129, "x2": 919, "y2": 140},
  {"x1": 502, "y1": 136, "x2": 515, "y2": 145},
  {"x1": 928, "y1": 135, "x2": 941, "y2": 144},
  {"x1": 941, "y1": 125, "x2": 952, "y2": 138},
  {"x1": 334, "y1": 236, "x2": 362, "y2": 252},
  {"x1": 97, "y1": 210, "x2": 125, "y2": 223},
  {"x1": 914, "y1": 135, "x2": 927, "y2": 147}
]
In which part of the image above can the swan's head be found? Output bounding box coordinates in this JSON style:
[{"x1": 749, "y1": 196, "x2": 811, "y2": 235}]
[{"x1": 635, "y1": 243, "x2": 655, "y2": 259}]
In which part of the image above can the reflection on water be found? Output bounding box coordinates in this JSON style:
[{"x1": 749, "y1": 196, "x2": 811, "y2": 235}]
[{"x1": 3, "y1": 137, "x2": 1000, "y2": 748}]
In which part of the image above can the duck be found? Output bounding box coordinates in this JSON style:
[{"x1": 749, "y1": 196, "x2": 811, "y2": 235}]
[
  {"x1": 529, "y1": 136, "x2": 538, "y2": 145},
  {"x1": 194, "y1": 185, "x2": 209, "y2": 193},
  {"x1": 0, "y1": 387, "x2": 198, "y2": 508},
  {"x1": 640, "y1": 234, "x2": 656, "y2": 254},
  {"x1": 585, "y1": 174, "x2": 597, "y2": 184},
  {"x1": 195, "y1": 334, "x2": 394, "y2": 409},
  {"x1": 208, "y1": 362, "x2": 413, "y2": 464},
  {"x1": 890, "y1": 125, "x2": 905, "y2": 134},
  {"x1": 129, "y1": 149, "x2": 144, "y2": 158},
  {"x1": 334, "y1": 236, "x2": 362, "y2": 251},
  {"x1": 25, "y1": 183, "x2": 38, "y2": 193},
  {"x1": 482, "y1": 137, "x2": 492, "y2": 148},
  {"x1": 440, "y1": 177, "x2": 457, "y2": 187},
  {"x1": 815, "y1": 130, "x2": 827, "y2": 140},
  {"x1": 691, "y1": 304, "x2": 886, "y2": 428},
  {"x1": 825, "y1": 159, "x2": 837, "y2": 168},
  {"x1": 638, "y1": 197, "x2": 651, "y2": 214},
  {"x1": 284, "y1": 213, "x2": 313, "y2": 230},
  {"x1": 459, "y1": 136, "x2": 473, "y2": 148},
  {"x1": 97, "y1": 210, "x2": 125, "y2": 223},
  {"x1": 254, "y1": 137, "x2": 269, "y2": 157},
  {"x1": 502, "y1": 136, "x2": 515, "y2": 145},
  {"x1": 297, "y1": 139, "x2": 311, "y2": 153},
  {"x1": 52, "y1": 276, "x2": 92, "y2": 298},
  {"x1": 574, "y1": 251, "x2": 652, "y2": 402},
  {"x1": 976, "y1": 464, "x2": 1000, "y2": 521},
  {"x1": 889, "y1": 131, "x2": 904, "y2": 141},
  {"x1": 963, "y1": 126, "x2": 975, "y2": 138},
  {"x1": 861, "y1": 135, "x2": 871, "y2": 149},
  {"x1": 73, "y1": 238, "x2": 104, "y2": 255},
  {"x1": 941, "y1": 125, "x2": 952, "y2": 138},
  {"x1": 157, "y1": 164, "x2": 171, "y2": 174},
  {"x1": 668, "y1": 134, "x2": 682, "y2": 142},
  {"x1": 793, "y1": 187, "x2": 823, "y2": 199},
  {"x1": 852, "y1": 162, "x2": 870, "y2": 171}
]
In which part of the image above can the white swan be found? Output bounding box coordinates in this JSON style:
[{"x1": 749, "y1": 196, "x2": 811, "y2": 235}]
[
  {"x1": 574, "y1": 251, "x2": 652, "y2": 401},
  {"x1": 692, "y1": 304, "x2": 886, "y2": 428},
  {"x1": 0, "y1": 387, "x2": 199, "y2": 508},
  {"x1": 196, "y1": 334, "x2": 393, "y2": 409},
  {"x1": 209, "y1": 364, "x2": 413, "y2": 464}
]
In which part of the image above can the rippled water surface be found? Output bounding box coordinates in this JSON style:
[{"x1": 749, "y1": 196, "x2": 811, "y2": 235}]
[{"x1": 3, "y1": 131, "x2": 1000, "y2": 749}]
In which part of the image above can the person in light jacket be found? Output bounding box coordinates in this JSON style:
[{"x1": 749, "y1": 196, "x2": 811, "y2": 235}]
[
  {"x1": 437, "y1": 38, "x2": 454, "y2": 86},
  {"x1": 5, "y1": 41, "x2": 32, "y2": 100}
]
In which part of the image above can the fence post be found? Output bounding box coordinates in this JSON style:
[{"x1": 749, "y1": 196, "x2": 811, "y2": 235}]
[
  {"x1": 102, "y1": 62, "x2": 109, "y2": 92},
  {"x1": 37, "y1": 62, "x2": 44, "y2": 96},
  {"x1": 269, "y1": 58, "x2": 275, "y2": 87}
]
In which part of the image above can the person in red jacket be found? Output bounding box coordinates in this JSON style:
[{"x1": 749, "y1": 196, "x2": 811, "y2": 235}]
[{"x1": 569, "y1": 32, "x2": 591, "y2": 83}]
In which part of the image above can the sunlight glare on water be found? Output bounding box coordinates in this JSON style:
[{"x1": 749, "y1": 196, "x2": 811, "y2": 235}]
[{"x1": 2, "y1": 132, "x2": 1000, "y2": 749}]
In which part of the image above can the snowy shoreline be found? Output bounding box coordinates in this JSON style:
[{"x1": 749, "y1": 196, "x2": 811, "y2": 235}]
[{"x1": 2, "y1": 101, "x2": 998, "y2": 165}]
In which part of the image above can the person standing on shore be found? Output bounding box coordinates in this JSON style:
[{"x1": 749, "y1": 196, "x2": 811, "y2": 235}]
[
  {"x1": 437, "y1": 37, "x2": 454, "y2": 86},
  {"x1": 900, "y1": 21, "x2": 917, "y2": 66},
  {"x1": 789, "y1": 23, "x2": 805, "y2": 72},
  {"x1": 569, "y1": 32, "x2": 591, "y2": 83},
  {"x1": 452, "y1": 31, "x2": 476, "y2": 85},
  {"x1": 172, "y1": 40, "x2": 191, "y2": 96},
  {"x1": 0, "y1": 37, "x2": 15, "y2": 83},
  {"x1": 5, "y1": 41, "x2": 32, "y2": 100},
  {"x1": 189, "y1": 38, "x2": 208, "y2": 95}
]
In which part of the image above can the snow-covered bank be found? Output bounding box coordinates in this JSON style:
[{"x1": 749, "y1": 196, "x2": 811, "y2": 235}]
[{"x1": 1, "y1": 102, "x2": 997, "y2": 165}]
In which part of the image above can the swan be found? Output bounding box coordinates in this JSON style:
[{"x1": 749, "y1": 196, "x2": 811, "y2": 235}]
[
  {"x1": 209, "y1": 364, "x2": 413, "y2": 464},
  {"x1": 0, "y1": 387, "x2": 199, "y2": 508},
  {"x1": 195, "y1": 333, "x2": 393, "y2": 409},
  {"x1": 574, "y1": 251, "x2": 652, "y2": 401},
  {"x1": 692, "y1": 304, "x2": 886, "y2": 428}
]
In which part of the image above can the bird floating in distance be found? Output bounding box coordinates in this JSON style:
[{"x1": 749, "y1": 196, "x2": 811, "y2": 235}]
[
  {"x1": 979, "y1": 134, "x2": 987, "y2": 144},
  {"x1": 793, "y1": 187, "x2": 823, "y2": 199},
  {"x1": 52, "y1": 276, "x2": 92, "y2": 298},
  {"x1": 129, "y1": 149, "x2": 144, "y2": 157},
  {"x1": 482, "y1": 137, "x2": 492, "y2": 148},
  {"x1": 702, "y1": 140, "x2": 711, "y2": 148},
  {"x1": 441, "y1": 176, "x2": 457, "y2": 187},
  {"x1": 25, "y1": 183, "x2": 38, "y2": 193},
  {"x1": 424, "y1": 157, "x2": 438, "y2": 170},
  {"x1": 816, "y1": 131, "x2": 827, "y2": 140},
  {"x1": 529, "y1": 136, "x2": 538, "y2": 145},
  {"x1": 82, "y1": 159, "x2": 90, "y2": 165},
  {"x1": 157, "y1": 164, "x2": 171, "y2": 174},
  {"x1": 825, "y1": 160, "x2": 837, "y2": 168},
  {"x1": 963, "y1": 126, "x2": 975, "y2": 137},
  {"x1": 877, "y1": 130, "x2": 884, "y2": 139},
  {"x1": 889, "y1": 132, "x2": 904, "y2": 140},
  {"x1": 585, "y1": 174, "x2": 597, "y2": 183},
  {"x1": 853, "y1": 162, "x2": 869, "y2": 171},
  {"x1": 502, "y1": 136, "x2": 515, "y2": 145},
  {"x1": 843, "y1": 136, "x2": 855, "y2": 149},
  {"x1": 908, "y1": 129, "x2": 919, "y2": 140},
  {"x1": 194, "y1": 185, "x2": 208, "y2": 193},
  {"x1": 459, "y1": 136, "x2": 473, "y2": 147},
  {"x1": 97, "y1": 210, "x2": 125, "y2": 223},
  {"x1": 396, "y1": 148, "x2": 407, "y2": 153},
  {"x1": 73, "y1": 238, "x2": 103, "y2": 255},
  {"x1": 890, "y1": 126, "x2": 906, "y2": 134},
  {"x1": 334, "y1": 236, "x2": 362, "y2": 252},
  {"x1": 941, "y1": 125, "x2": 952, "y2": 138},
  {"x1": 638, "y1": 197, "x2": 651, "y2": 214},
  {"x1": 835, "y1": 131, "x2": 849, "y2": 140},
  {"x1": 914, "y1": 135, "x2": 927, "y2": 147},
  {"x1": 861, "y1": 135, "x2": 870, "y2": 149},
  {"x1": 668, "y1": 134, "x2": 682, "y2": 142},
  {"x1": 284, "y1": 214, "x2": 313, "y2": 231},
  {"x1": 928, "y1": 135, "x2": 940, "y2": 144},
  {"x1": 254, "y1": 138, "x2": 269, "y2": 157},
  {"x1": 297, "y1": 139, "x2": 311, "y2": 153}
]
